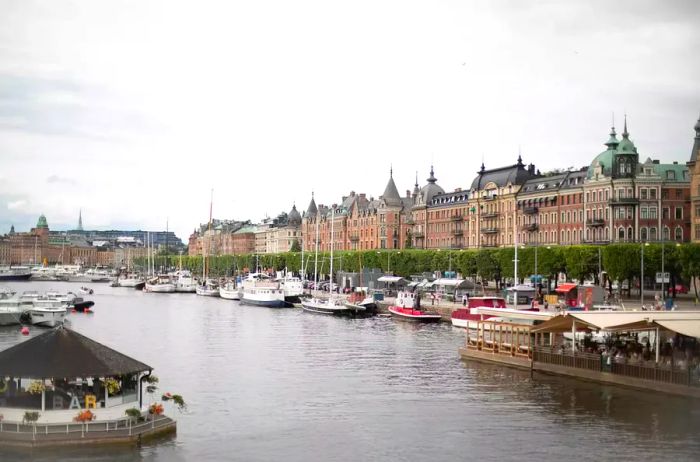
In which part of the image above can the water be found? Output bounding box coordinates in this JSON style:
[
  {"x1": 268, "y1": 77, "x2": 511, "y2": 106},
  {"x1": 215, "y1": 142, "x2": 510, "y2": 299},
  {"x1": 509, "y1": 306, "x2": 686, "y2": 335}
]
[{"x1": 1, "y1": 281, "x2": 700, "y2": 461}]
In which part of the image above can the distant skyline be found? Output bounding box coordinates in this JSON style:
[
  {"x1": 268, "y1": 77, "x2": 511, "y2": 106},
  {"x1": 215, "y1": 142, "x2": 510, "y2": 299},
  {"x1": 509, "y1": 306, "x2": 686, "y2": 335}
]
[{"x1": 1, "y1": 0, "x2": 699, "y2": 240}]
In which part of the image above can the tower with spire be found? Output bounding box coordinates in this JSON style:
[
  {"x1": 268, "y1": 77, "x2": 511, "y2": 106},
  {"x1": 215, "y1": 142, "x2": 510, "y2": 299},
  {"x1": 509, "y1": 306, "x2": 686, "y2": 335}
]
[
  {"x1": 77, "y1": 209, "x2": 84, "y2": 232},
  {"x1": 688, "y1": 113, "x2": 700, "y2": 243}
]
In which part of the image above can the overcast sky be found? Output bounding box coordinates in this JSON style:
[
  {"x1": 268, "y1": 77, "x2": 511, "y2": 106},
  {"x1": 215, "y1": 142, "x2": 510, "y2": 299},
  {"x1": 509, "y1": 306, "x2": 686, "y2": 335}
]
[{"x1": 1, "y1": 0, "x2": 698, "y2": 241}]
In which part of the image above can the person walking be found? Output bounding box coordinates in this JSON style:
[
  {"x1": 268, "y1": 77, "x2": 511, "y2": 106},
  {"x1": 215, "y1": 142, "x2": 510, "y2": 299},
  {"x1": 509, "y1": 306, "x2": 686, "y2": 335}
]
[{"x1": 462, "y1": 293, "x2": 468, "y2": 306}]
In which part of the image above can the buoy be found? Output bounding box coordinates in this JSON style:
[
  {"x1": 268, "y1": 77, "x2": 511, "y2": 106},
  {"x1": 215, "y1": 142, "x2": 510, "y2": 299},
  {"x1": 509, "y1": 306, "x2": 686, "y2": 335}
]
[{"x1": 21, "y1": 327, "x2": 29, "y2": 335}]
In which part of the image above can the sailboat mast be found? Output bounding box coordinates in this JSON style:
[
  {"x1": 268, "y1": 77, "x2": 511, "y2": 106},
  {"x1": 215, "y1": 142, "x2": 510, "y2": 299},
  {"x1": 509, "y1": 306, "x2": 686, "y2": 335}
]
[
  {"x1": 313, "y1": 209, "x2": 320, "y2": 294},
  {"x1": 513, "y1": 222, "x2": 519, "y2": 308},
  {"x1": 329, "y1": 207, "x2": 334, "y2": 296}
]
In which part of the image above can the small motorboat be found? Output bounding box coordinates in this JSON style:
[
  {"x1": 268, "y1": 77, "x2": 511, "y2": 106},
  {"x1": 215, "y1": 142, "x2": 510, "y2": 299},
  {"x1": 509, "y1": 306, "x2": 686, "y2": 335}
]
[
  {"x1": 79, "y1": 287, "x2": 94, "y2": 295},
  {"x1": 388, "y1": 291, "x2": 442, "y2": 323},
  {"x1": 344, "y1": 288, "x2": 377, "y2": 316},
  {"x1": 71, "y1": 297, "x2": 95, "y2": 313},
  {"x1": 450, "y1": 296, "x2": 508, "y2": 329}
]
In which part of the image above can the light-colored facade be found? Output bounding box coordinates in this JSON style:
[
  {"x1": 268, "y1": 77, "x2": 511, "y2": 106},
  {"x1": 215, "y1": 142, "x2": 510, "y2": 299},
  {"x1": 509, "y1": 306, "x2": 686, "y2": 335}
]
[{"x1": 688, "y1": 116, "x2": 700, "y2": 242}]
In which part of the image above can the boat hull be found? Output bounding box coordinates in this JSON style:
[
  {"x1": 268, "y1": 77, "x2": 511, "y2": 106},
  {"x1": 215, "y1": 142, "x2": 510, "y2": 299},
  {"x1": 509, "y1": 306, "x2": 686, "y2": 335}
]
[
  {"x1": 219, "y1": 288, "x2": 240, "y2": 300},
  {"x1": 196, "y1": 287, "x2": 220, "y2": 297},
  {"x1": 0, "y1": 273, "x2": 32, "y2": 281},
  {"x1": 301, "y1": 300, "x2": 354, "y2": 316},
  {"x1": 144, "y1": 283, "x2": 175, "y2": 293},
  {"x1": 72, "y1": 300, "x2": 95, "y2": 312},
  {"x1": 118, "y1": 279, "x2": 145, "y2": 287},
  {"x1": 0, "y1": 311, "x2": 22, "y2": 326},
  {"x1": 241, "y1": 297, "x2": 288, "y2": 308},
  {"x1": 30, "y1": 309, "x2": 67, "y2": 327},
  {"x1": 388, "y1": 306, "x2": 442, "y2": 323},
  {"x1": 175, "y1": 285, "x2": 197, "y2": 293}
]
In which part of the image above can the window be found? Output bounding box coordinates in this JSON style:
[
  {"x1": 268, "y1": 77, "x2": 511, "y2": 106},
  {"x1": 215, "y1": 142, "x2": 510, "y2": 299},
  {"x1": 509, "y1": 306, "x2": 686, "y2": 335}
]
[
  {"x1": 641, "y1": 188, "x2": 648, "y2": 200},
  {"x1": 675, "y1": 207, "x2": 683, "y2": 220},
  {"x1": 641, "y1": 207, "x2": 648, "y2": 219},
  {"x1": 696, "y1": 205, "x2": 700, "y2": 217},
  {"x1": 675, "y1": 226, "x2": 683, "y2": 241},
  {"x1": 667, "y1": 170, "x2": 676, "y2": 180},
  {"x1": 696, "y1": 225, "x2": 700, "y2": 241},
  {"x1": 627, "y1": 227, "x2": 633, "y2": 240},
  {"x1": 663, "y1": 226, "x2": 670, "y2": 241},
  {"x1": 649, "y1": 207, "x2": 657, "y2": 219},
  {"x1": 640, "y1": 227, "x2": 648, "y2": 241},
  {"x1": 650, "y1": 227, "x2": 657, "y2": 241},
  {"x1": 650, "y1": 188, "x2": 657, "y2": 200},
  {"x1": 586, "y1": 192, "x2": 590, "y2": 202},
  {"x1": 676, "y1": 189, "x2": 683, "y2": 199},
  {"x1": 663, "y1": 207, "x2": 670, "y2": 220}
]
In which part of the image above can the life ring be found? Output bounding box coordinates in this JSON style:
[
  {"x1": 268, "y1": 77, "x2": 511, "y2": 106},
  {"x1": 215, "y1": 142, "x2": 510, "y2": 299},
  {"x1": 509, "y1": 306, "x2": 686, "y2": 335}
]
[{"x1": 0, "y1": 379, "x2": 8, "y2": 393}]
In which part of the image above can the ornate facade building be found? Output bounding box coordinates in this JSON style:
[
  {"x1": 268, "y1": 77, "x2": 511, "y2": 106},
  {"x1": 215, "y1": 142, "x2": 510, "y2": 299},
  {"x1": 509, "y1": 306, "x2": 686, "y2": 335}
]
[{"x1": 688, "y1": 115, "x2": 700, "y2": 242}]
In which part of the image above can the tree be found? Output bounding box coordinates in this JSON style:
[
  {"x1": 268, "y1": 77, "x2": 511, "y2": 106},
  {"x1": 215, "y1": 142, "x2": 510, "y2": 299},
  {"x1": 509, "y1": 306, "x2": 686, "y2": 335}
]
[
  {"x1": 290, "y1": 239, "x2": 301, "y2": 252},
  {"x1": 679, "y1": 244, "x2": 700, "y2": 301}
]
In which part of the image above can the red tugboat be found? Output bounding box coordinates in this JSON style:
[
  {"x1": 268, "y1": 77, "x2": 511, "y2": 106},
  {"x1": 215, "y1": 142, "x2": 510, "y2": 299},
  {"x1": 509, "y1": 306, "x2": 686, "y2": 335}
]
[
  {"x1": 388, "y1": 291, "x2": 442, "y2": 323},
  {"x1": 450, "y1": 296, "x2": 507, "y2": 329}
]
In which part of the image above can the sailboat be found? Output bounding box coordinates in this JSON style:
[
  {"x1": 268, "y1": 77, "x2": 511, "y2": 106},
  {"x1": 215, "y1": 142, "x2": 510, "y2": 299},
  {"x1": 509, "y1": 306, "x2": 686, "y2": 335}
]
[
  {"x1": 197, "y1": 190, "x2": 220, "y2": 297},
  {"x1": 301, "y1": 207, "x2": 354, "y2": 316},
  {"x1": 344, "y1": 253, "x2": 377, "y2": 315},
  {"x1": 219, "y1": 261, "x2": 240, "y2": 300},
  {"x1": 144, "y1": 232, "x2": 175, "y2": 293}
]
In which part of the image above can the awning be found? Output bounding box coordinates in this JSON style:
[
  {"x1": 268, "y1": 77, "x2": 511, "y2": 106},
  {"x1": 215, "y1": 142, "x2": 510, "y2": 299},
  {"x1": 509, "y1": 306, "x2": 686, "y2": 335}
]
[
  {"x1": 432, "y1": 278, "x2": 465, "y2": 287},
  {"x1": 532, "y1": 311, "x2": 700, "y2": 336},
  {"x1": 606, "y1": 317, "x2": 700, "y2": 339},
  {"x1": 478, "y1": 308, "x2": 555, "y2": 322},
  {"x1": 377, "y1": 276, "x2": 407, "y2": 283},
  {"x1": 555, "y1": 283, "x2": 577, "y2": 294}
]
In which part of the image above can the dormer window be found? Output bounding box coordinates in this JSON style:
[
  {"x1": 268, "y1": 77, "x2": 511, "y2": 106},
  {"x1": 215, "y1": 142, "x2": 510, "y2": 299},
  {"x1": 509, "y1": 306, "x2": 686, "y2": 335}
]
[{"x1": 667, "y1": 170, "x2": 676, "y2": 180}]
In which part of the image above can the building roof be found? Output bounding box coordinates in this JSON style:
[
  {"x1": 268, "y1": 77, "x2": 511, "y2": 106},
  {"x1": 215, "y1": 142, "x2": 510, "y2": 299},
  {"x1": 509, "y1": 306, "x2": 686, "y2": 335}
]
[
  {"x1": 36, "y1": 214, "x2": 48, "y2": 229},
  {"x1": 288, "y1": 204, "x2": 302, "y2": 226},
  {"x1": 0, "y1": 327, "x2": 152, "y2": 379},
  {"x1": 233, "y1": 226, "x2": 257, "y2": 234},
  {"x1": 417, "y1": 166, "x2": 445, "y2": 206},
  {"x1": 690, "y1": 114, "x2": 700, "y2": 163},
  {"x1": 305, "y1": 194, "x2": 318, "y2": 217},
  {"x1": 470, "y1": 157, "x2": 537, "y2": 191},
  {"x1": 380, "y1": 169, "x2": 402, "y2": 207}
]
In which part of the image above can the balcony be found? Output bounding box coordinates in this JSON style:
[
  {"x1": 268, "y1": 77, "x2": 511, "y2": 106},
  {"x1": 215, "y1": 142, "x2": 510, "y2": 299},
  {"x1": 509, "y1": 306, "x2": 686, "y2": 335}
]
[
  {"x1": 586, "y1": 219, "x2": 605, "y2": 227},
  {"x1": 483, "y1": 195, "x2": 497, "y2": 201},
  {"x1": 481, "y1": 227, "x2": 499, "y2": 234},
  {"x1": 452, "y1": 228, "x2": 464, "y2": 236},
  {"x1": 450, "y1": 215, "x2": 463, "y2": 222},
  {"x1": 349, "y1": 234, "x2": 359, "y2": 242},
  {"x1": 523, "y1": 206, "x2": 538, "y2": 215},
  {"x1": 413, "y1": 230, "x2": 424, "y2": 238},
  {"x1": 481, "y1": 212, "x2": 499, "y2": 219},
  {"x1": 609, "y1": 197, "x2": 639, "y2": 206},
  {"x1": 522, "y1": 223, "x2": 538, "y2": 232}
]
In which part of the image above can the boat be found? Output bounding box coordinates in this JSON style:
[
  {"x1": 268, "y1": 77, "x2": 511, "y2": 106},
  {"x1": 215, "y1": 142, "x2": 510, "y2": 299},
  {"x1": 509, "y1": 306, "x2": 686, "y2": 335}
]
[
  {"x1": 278, "y1": 274, "x2": 304, "y2": 304},
  {"x1": 71, "y1": 297, "x2": 95, "y2": 313},
  {"x1": 0, "y1": 266, "x2": 32, "y2": 281},
  {"x1": 301, "y1": 207, "x2": 356, "y2": 316},
  {"x1": 344, "y1": 288, "x2": 377, "y2": 315},
  {"x1": 450, "y1": 296, "x2": 508, "y2": 329},
  {"x1": 116, "y1": 272, "x2": 146, "y2": 288},
  {"x1": 388, "y1": 291, "x2": 442, "y2": 323},
  {"x1": 79, "y1": 286, "x2": 94, "y2": 295},
  {"x1": 0, "y1": 300, "x2": 23, "y2": 325},
  {"x1": 196, "y1": 279, "x2": 220, "y2": 297},
  {"x1": 240, "y1": 273, "x2": 287, "y2": 308},
  {"x1": 172, "y1": 270, "x2": 197, "y2": 293},
  {"x1": 144, "y1": 275, "x2": 176, "y2": 293},
  {"x1": 28, "y1": 298, "x2": 68, "y2": 327},
  {"x1": 219, "y1": 280, "x2": 240, "y2": 300},
  {"x1": 0, "y1": 288, "x2": 16, "y2": 300},
  {"x1": 30, "y1": 266, "x2": 59, "y2": 281}
]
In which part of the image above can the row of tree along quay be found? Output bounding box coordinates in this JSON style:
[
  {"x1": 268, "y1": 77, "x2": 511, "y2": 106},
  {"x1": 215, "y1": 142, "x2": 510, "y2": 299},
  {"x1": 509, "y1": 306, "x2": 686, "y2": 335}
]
[{"x1": 135, "y1": 243, "x2": 700, "y2": 300}]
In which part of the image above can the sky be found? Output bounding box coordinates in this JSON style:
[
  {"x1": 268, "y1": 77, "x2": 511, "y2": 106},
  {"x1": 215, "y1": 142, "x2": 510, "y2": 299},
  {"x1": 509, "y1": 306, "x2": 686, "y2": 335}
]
[{"x1": 0, "y1": 0, "x2": 698, "y2": 242}]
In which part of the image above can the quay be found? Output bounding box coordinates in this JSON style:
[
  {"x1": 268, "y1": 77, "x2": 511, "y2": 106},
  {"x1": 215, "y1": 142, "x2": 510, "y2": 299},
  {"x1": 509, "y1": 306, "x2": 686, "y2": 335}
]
[{"x1": 459, "y1": 311, "x2": 700, "y2": 398}]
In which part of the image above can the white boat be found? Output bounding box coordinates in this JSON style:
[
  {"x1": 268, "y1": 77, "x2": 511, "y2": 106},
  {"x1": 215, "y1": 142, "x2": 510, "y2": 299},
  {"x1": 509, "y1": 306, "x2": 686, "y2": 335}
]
[
  {"x1": 219, "y1": 281, "x2": 240, "y2": 300},
  {"x1": 45, "y1": 290, "x2": 78, "y2": 304},
  {"x1": 19, "y1": 291, "x2": 42, "y2": 301},
  {"x1": 172, "y1": 270, "x2": 197, "y2": 293},
  {"x1": 117, "y1": 273, "x2": 146, "y2": 288},
  {"x1": 29, "y1": 298, "x2": 68, "y2": 327},
  {"x1": 30, "y1": 266, "x2": 59, "y2": 281},
  {"x1": 196, "y1": 279, "x2": 220, "y2": 297},
  {"x1": 0, "y1": 288, "x2": 16, "y2": 300},
  {"x1": 79, "y1": 287, "x2": 94, "y2": 295},
  {"x1": 0, "y1": 266, "x2": 32, "y2": 281},
  {"x1": 0, "y1": 300, "x2": 23, "y2": 325},
  {"x1": 278, "y1": 275, "x2": 304, "y2": 304},
  {"x1": 240, "y1": 274, "x2": 287, "y2": 308},
  {"x1": 144, "y1": 275, "x2": 176, "y2": 293}
]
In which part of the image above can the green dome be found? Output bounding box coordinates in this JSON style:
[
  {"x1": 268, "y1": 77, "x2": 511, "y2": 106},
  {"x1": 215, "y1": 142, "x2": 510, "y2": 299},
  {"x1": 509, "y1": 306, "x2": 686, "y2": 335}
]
[
  {"x1": 36, "y1": 214, "x2": 48, "y2": 229},
  {"x1": 587, "y1": 149, "x2": 615, "y2": 179},
  {"x1": 616, "y1": 135, "x2": 637, "y2": 154}
]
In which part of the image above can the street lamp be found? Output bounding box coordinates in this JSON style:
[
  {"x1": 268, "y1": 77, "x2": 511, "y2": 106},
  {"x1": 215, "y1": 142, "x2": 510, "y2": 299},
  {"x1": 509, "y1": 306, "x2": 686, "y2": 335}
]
[{"x1": 641, "y1": 242, "x2": 649, "y2": 307}]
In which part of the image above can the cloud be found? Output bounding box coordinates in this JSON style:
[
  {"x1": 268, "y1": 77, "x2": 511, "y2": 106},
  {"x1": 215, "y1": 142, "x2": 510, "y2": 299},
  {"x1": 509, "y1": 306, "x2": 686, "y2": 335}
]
[
  {"x1": 46, "y1": 175, "x2": 76, "y2": 185},
  {"x1": 7, "y1": 199, "x2": 27, "y2": 210}
]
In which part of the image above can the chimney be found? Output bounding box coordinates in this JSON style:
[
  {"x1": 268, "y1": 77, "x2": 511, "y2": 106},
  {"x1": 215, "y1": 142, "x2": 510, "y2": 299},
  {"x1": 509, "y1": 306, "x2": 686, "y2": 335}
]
[
  {"x1": 406, "y1": 190, "x2": 411, "y2": 198},
  {"x1": 673, "y1": 161, "x2": 678, "y2": 165},
  {"x1": 359, "y1": 193, "x2": 366, "y2": 200},
  {"x1": 454, "y1": 188, "x2": 462, "y2": 192}
]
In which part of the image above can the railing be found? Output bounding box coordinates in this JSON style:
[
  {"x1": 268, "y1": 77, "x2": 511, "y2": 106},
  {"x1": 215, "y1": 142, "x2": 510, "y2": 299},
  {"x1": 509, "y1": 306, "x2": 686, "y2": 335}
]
[
  {"x1": 609, "y1": 197, "x2": 639, "y2": 205},
  {"x1": 413, "y1": 231, "x2": 424, "y2": 238},
  {"x1": 533, "y1": 347, "x2": 601, "y2": 372},
  {"x1": 349, "y1": 234, "x2": 359, "y2": 242},
  {"x1": 481, "y1": 227, "x2": 498, "y2": 234},
  {"x1": 450, "y1": 215, "x2": 463, "y2": 222},
  {"x1": 523, "y1": 206, "x2": 538, "y2": 215},
  {"x1": 466, "y1": 321, "x2": 532, "y2": 358},
  {"x1": 532, "y1": 347, "x2": 699, "y2": 387},
  {"x1": 0, "y1": 414, "x2": 173, "y2": 439},
  {"x1": 481, "y1": 212, "x2": 499, "y2": 219},
  {"x1": 452, "y1": 228, "x2": 463, "y2": 236},
  {"x1": 522, "y1": 223, "x2": 538, "y2": 232}
]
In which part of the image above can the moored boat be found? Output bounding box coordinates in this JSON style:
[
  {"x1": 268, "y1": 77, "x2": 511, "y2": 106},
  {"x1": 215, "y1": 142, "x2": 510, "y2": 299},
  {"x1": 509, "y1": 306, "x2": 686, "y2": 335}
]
[
  {"x1": 28, "y1": 299, "x2": 68, "y2": 327},
  {"x1": 451, "y1": 296, "x2": 508, "y2": 329},
  {"x1": 0, "y1": 266, "x2": 32, "y2": 281},
  {"x1": 144, "y1": 275, "x2": 176, "y2": 293},
  {"x1": 302, "y1": 296, "x2": 356, "y2": 316},
  {"x1": 196, "y1": 279, "x2": 220, "y2": 297},
  {"x1": 0, "y1": 300, "x2": 23, "y2": 325},
  {"x1": 388, "y1": 291, "x2": 442, "y2": 323},
  {"x1": 344, "y1": 288, "x2": 377, "y2": 315},
  {"x1": 278, "y1": 275, "x2": 304, "y2": 304},
  {"x1": 240, "y1": 274, "x2": 287, "y2": 307},
  {"x1": 173, "y1": 270, "x2": 197, "y2": 293},
  {"x1": 219, "y1": 280, "x2": 240, "y2": 300}
]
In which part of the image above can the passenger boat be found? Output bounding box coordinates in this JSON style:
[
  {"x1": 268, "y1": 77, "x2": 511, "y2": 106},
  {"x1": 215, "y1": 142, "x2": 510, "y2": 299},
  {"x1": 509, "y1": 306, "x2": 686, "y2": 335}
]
[
  {"x1": 450, "y1": 296, "x2": 508, "y2": 329},
  {"x1": 30, "y1": 266, "x2": 59, "y2": 281},
  {"x1": 117, "y1": 272, "x2": 146, "y2": 288},
  {"x1": 196, "y1": 279, "x2": 220, "y2": 297},
  {"x1": 278, "y1": 274, "x2": 304, "y2": 304},
  {"x1": 219, "y1": 280, "x2": 240, "y2": 300},
  {"x1": 388, "y1": 291, "x2": 442, "y2": 323},
  {"x1": 0, "y1": 266, "x2": 32, "y2": 281},
  {"x1": 240, "y1": 274, "x2": 287, "y2": 308},
  {"x1": 144, "y1": 275, "x2": 176, "y2": 293}
]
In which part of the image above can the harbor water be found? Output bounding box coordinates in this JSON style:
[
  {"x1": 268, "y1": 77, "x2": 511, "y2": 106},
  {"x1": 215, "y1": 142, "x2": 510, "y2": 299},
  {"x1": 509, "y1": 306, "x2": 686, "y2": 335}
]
[{"x1": 2, "y1": 281, "x2": 700, "y2": 461}]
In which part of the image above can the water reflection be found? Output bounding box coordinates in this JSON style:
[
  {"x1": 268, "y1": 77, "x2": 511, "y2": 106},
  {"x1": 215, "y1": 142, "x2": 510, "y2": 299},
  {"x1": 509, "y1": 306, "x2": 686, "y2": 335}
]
[{"x1": 0, "y1": 281, "x2": 699, "y2": 461}]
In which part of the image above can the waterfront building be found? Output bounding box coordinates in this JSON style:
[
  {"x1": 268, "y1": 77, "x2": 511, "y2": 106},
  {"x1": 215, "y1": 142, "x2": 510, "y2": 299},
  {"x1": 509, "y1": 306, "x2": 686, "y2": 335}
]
[
  {"x1": 411, "y1": 166, "x2": 448, "y2": 249},
  {"x1": 466, "y1": 157, "x2": 539, "y2": 248},
  {"x1": 688, "y1": 115, "x2": 700, "y2": 242}
]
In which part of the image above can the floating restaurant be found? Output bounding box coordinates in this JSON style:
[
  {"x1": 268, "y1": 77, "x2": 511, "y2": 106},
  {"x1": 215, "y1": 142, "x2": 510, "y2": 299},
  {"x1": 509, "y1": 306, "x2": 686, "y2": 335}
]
[
  {"x1": 459, "y1": 310, "x2": 700, "y2": 398},
  {"x1": 0, "y1": 327, "x2": 176, "y2": 447}
]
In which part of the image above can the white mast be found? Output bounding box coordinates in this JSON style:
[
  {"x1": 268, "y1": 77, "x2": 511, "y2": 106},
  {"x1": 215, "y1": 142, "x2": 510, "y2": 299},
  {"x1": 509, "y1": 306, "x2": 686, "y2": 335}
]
[
  {"x1": 313, "y1": 207, "x2": 320, "y2": 296},
  {"x1": 513, "y1": 224, "x2": 519, "y2": 308},
  {"x1": 329, "y1": 207, "x2": 335, "y2": 297}
]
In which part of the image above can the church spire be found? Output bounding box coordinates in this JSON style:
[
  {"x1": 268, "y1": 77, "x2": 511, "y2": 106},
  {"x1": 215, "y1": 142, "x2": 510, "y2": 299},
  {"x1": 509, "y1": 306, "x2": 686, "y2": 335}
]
[
  {"x1": 622, "y1": 114, "x2": 629, "y2": 138},
  {"x1": 78, "y1": 209, "x2": 83, "y2": 231}
]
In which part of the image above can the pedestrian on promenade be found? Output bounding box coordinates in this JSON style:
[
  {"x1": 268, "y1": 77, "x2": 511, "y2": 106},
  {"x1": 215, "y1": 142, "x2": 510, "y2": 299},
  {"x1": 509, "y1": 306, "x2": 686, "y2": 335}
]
[
  {"x1": 431, "y1": 292, "x2": 435, "y2": 306},
  {"x1": 462, "y1": 293, "x2": 468, "y2": 306}
]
